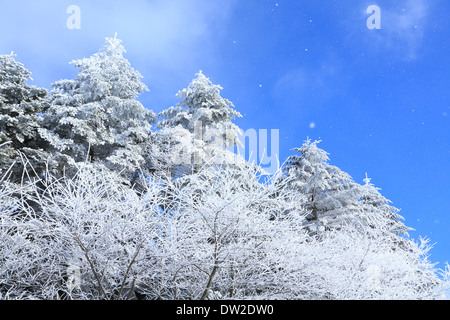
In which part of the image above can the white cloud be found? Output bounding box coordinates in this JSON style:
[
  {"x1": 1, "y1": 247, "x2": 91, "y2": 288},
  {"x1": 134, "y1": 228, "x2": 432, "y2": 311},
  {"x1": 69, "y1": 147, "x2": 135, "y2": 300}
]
[
  {"x1": 64, "y1": 0, "x2": 234, "y2": 81},
  {"x1": 363, "y1": 0, "x2": 429, "y2": 60}
]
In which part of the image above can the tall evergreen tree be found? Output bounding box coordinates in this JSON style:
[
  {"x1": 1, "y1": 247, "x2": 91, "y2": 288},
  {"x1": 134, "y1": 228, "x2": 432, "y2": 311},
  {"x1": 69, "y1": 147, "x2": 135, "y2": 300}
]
[
  {"x1": 282, "y1": 139, "x2": 411, "y2": 241},
  {"x1": 39, "y1": 35, "x2": 155, "y2": 178},
  {"x1": 159, "y1": 70, "x2": 242, "y2": 148},
  {"x1": 150, "y1": 71, "x2": 244, "y2": 177},
  {"x1": 0, "y1": 53, "x2": 49, "y2": 181},
  {"x1": 282, "y1": 139, "x2": 360, "y2": 234},
  {"x1": 357, "y1": 174, "x2": 411, "y2": 242}
]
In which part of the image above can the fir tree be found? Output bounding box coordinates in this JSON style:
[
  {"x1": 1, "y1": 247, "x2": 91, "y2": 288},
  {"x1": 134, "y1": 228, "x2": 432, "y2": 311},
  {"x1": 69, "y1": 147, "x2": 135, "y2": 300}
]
[
  {"x1": 357, "y1": 174, "x2": 412, "y2": 246},
  {"x1": 148, "y1": 71, "x2": 244, "y2": 178},
  {"x1": 39, "y1": 35, "x2": 155, "y2": 179},
  {"x1": 159, "y1": 70, "x2": 242, "y2": 148},
  {"x1": 282, "y1": 139, "x2": 412, "y2": 244},
  {"x1": 282, "y1": 139, "x2": 361, "y2": 234},
  {"x1": 0, "y1": 53, "x2": 49, "y2": 182}
]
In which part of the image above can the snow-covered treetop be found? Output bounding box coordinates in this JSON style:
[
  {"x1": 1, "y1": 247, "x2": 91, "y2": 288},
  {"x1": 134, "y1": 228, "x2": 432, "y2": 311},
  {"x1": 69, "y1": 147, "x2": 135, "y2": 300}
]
[
  {"x1": 0, "y1": 53, "x2": 47, "y2": 142},
  {"x1": 360, "y1": 173, "x2": 411, "y2": 237},
  {"x1": 151, "y1": 71, "x2": 245, "y2": 177},
  {"x1": 282, "y1": 138, "x2": 343, "y2": 194},
  {"x1": 52, "y1": 35, "x2": 148, "y2": 102},
  {"x1": 0, "y1": 53, "x2": 46, "y2": 106},
  {"x1": 175, "y1": 71, "x2": 241, "y2": 128},
  {"x1": 159, "y1": 71, "x2": 242, "y2": 148},
  {"x1": 102, "y1": 33, "x2": 127, "y2": 56},
  {"x1": 0, "y1": 53, "x2": 32, "y2": 86},
  {"x1": 286, "y1": 138, "x2": 329, "y2": 170}
]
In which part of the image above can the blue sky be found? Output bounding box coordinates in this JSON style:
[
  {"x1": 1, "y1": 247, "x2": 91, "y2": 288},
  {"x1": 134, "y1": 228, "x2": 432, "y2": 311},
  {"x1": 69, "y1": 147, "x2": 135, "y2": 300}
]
[{"x1": 1, "y1": 0, "x2": 448, "y2": 268}]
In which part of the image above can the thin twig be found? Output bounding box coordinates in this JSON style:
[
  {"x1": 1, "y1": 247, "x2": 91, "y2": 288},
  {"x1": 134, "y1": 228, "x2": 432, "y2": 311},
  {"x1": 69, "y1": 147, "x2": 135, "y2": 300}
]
[
  {"x1": 71, "y1": 231, "x2": 107, "y2": 299},
  {"x1": 116, "y1": 239, "x2": 144, "y2": 300}
]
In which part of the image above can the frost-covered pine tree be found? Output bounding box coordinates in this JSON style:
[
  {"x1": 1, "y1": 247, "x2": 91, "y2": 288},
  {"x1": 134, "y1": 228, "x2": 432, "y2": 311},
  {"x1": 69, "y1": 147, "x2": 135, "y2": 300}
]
[
  {"x1": 282, "y1": 139, "x2": 413, "y2": 246},
  {"x1": 0, "y1": 53, "x2": 50, "y2": 182},
  {"x1": 281, "y1": 139, "x2": 362, "y2": 234},
  {"x1": 357, "y1": 174, "x2": 412, "y2": 244},
  {"x1": 39, "y1": 35, "x2": 155, "y2": 179},
  {"x1": 152, "y1": 71, "x2": 243, "y2": 177},
  {"x1": 160, "y1": 70, "x2": 242, "y2": 147}
]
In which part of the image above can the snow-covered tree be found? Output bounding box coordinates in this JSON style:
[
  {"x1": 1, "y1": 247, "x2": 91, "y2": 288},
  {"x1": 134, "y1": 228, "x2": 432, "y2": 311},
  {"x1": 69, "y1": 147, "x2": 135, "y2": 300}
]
[
  {"x1": 160, "y1": 70, "x2": 242, "y2": 147},
  {"x1": 357, "y1": 174, "x2": 412, "y2": 242},
  {"x1": 0, "y1": 53, "x2": 49, "y2": 182},
  {"x1": 0, "y1": 175, "x2": 46, "y2": 299},
  {"x1": 151, "y1": 71, "x2": 243, "y2": 177},
  {"x1": 39, "y1": 35, "x2": 155, "y2": 179},
  {"x1": 298, "y1": 227, "x2": 447, "y2": 299},
  {"x1": 281, "y1": 139, "x2": 411, "y2": 243},
  {"x1": 281, "y1": 139, "x2": 363, "y2": 234},
  {"x1": 0, "y1": 163, "x2": 175, "y2": 299},
  {"x1": 139, "y1": 163, "x2": 308, "y2": 300}
]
